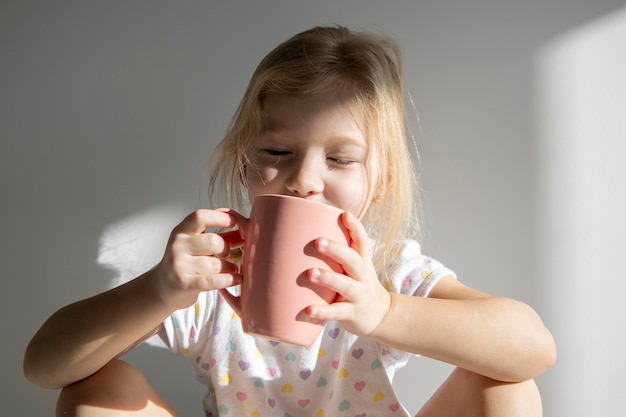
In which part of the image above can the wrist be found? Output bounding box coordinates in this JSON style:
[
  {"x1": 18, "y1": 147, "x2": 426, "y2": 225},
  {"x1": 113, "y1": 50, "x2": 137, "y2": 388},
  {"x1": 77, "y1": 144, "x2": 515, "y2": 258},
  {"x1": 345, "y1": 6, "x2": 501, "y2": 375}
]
[{"x1": 368, "y1": 291, "x2": 395, "y2": 340}]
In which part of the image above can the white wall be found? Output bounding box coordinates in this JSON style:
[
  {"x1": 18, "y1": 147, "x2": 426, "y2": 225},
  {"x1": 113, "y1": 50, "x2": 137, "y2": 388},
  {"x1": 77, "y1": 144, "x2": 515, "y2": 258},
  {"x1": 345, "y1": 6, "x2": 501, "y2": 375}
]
[
  {"x1": 534, "y1": 8, "x2": 626, "y2": 416},
  {"x1": 2, "y1": 1, "x2": 624, "y2": 415}
]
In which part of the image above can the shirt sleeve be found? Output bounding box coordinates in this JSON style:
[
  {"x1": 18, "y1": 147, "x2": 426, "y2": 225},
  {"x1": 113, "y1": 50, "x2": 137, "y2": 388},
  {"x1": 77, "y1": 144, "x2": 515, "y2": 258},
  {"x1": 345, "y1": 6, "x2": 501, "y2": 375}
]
[
  {"x1": 160, "y1": 290, "x2": 218, "y2": 356},
  {"x1": 378, "y1": 239, "x2": 457, "y2": 376},
  {"x1": 384, "y1": 239, "x2": 456, "y2": 297}
]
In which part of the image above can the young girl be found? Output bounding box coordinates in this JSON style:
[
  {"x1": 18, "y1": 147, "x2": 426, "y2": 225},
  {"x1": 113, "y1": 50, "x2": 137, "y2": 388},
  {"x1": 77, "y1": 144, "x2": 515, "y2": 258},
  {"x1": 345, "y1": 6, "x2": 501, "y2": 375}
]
[{"x1": 24, "y1": 26, "x2": 556, "y2": 417}]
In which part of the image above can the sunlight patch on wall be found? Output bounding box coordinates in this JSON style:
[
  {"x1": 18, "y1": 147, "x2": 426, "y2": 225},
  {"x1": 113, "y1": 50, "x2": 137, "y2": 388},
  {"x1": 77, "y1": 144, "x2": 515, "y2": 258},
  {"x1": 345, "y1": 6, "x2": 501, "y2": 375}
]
[
  {"x1": 534, "y1": 6, "x2": 626, "y2": 416},
  {"x1": 98, "y1": 204, "x2": 188, "y2": 288},
  {"x1": 97, "y1": 204, "x2": 189, "y2": 347}
]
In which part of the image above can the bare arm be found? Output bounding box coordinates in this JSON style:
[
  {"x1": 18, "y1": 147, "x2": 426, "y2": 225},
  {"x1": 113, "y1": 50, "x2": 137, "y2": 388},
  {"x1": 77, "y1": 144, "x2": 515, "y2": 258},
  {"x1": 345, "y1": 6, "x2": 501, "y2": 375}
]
[
  {"x1": 306, "y1": 213, "x2": 556, "y2": 383},
  {"x1": 23, "y1": 209, "x2": 243, "y2": 389},
  {"x1": 24, "y1": 270, "x2": 169, "y2": 389},
  {"x1": 369, "y1": 276, "x2": 557, "y2": 382}
]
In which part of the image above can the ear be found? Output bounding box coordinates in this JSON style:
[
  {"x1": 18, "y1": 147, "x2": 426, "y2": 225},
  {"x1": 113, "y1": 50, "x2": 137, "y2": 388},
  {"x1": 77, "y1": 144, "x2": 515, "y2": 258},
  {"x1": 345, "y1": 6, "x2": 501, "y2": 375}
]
[{"x1": 372, "y1": 175, "x2": 392, "y2": 203}]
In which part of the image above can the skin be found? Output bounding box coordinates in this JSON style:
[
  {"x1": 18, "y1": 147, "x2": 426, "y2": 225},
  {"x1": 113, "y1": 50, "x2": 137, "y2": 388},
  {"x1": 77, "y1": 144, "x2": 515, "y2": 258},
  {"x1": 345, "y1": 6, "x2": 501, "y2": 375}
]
[
  {"x1": 244, "y1": 93, "x2": 556, "y2": 382},
  {"x1": 24, "y1": 92, "x2": 556, "y2": 414}
]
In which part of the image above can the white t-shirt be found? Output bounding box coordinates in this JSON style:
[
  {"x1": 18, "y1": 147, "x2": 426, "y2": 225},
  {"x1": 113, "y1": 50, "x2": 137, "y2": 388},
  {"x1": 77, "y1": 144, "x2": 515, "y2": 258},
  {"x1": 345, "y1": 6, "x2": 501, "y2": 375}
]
[{"x1": 162, "y1": 239, "x2": 455, "y2": 417}]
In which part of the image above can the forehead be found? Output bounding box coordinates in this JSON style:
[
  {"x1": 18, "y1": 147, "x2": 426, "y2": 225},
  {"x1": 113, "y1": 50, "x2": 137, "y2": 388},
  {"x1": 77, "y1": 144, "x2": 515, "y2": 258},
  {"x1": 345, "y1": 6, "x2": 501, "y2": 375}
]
[{"x1": 261, "y1": 93, "x2": 369, "y2": 143}]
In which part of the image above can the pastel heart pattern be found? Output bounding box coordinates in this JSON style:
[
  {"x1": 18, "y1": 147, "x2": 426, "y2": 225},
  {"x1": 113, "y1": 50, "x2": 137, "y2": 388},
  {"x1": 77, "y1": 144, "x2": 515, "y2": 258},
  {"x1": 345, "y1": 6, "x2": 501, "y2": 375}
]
[
  {"x1": 328, "y1": 327, "x2": 340, "y2": 338},
  {"x1": 238, "y1": 360, "x2": 250, "y2": 371},
  {"x1": 354, "y1": 381, "x2": 366, "y2": 392},
  {"x1": 389, "y1": 402, "x2": 401, "y2": 412},
  {"x1": 299, "y1": 370, "x2": 312, "y2": 380},
  {"x1": 316, "y1": 377, "x2": 328, "y2": 387},
  {"x1": 298, "y1": 399, "x2": 311, "y2": 408},
  {"x1": 218, "y1": 373, "x2": 232, "y2": 385},
  {"x1": 351, "y1": 348, "x2": 364, "y2": 359},
  {"x1": 339, "y1": 400, "x2": 350, "y2": 411},
  {"x1": 373, "y1": 391, "x2": 385, "y2": 402},
  {"x1": 236, "y1": 391, "x2": 247, "y2": 401}
]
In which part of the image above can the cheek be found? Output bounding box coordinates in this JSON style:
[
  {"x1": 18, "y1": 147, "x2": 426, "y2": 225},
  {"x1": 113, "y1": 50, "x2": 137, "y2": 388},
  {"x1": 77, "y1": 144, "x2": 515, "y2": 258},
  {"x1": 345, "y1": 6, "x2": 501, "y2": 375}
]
[
  {"x1": 331, "y1": 172, "x2": 375, "y2": 217},
  {"x1": 246, "y1": 166, "x2": 280, "y2": 194}
]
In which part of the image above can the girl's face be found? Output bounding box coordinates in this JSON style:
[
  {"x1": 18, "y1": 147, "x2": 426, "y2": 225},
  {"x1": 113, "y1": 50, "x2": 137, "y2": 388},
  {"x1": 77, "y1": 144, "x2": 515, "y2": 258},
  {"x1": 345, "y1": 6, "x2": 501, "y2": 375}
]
[{"x1": 245, "y1": 93, "x2": 378, "y2": 218}]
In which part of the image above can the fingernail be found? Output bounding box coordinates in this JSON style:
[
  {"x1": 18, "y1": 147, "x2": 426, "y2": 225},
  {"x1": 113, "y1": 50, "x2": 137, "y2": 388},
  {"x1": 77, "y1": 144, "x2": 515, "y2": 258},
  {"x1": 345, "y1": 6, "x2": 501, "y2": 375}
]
[
  {"x1": 318, "y1": 238, "x2": 329, "y2": 250},
  {"x1": 309, "y1": 267, "x2": 321, "y2": 281}
]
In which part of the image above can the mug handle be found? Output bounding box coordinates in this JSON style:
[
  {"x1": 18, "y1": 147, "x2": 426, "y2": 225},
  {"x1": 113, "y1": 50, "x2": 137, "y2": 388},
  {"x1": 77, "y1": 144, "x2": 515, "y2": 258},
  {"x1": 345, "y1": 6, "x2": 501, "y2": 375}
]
[
  {"x1": 215, "y1": 208, "x2": 249, "y2": 317},
  {"x1": 218, "y1": 288, "x2": 242, "y2": 316}
]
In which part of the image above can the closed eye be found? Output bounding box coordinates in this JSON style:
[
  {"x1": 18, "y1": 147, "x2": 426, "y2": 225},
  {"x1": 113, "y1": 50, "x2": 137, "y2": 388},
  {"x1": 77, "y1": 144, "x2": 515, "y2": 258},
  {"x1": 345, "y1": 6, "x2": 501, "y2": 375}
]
[
  {"x1": 328, "y1": 157, "x2": 355, "y2": 166},
  {"x1": 262, "y1": 149, "x2": 291, "y2": 156}
]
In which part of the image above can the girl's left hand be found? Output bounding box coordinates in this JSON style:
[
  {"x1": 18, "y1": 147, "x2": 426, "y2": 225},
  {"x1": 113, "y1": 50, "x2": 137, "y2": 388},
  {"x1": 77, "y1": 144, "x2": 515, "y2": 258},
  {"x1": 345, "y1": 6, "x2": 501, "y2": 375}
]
[{"x1": 306, "y1": 211, "x2": 391, "y2": 337}]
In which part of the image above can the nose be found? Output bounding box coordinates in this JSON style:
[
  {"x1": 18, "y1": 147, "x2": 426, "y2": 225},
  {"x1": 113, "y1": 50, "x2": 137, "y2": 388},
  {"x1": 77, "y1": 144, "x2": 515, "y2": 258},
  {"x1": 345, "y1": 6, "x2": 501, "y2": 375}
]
[{"x1": 285, "y1": 156, "x2": 324, "y2": 198}]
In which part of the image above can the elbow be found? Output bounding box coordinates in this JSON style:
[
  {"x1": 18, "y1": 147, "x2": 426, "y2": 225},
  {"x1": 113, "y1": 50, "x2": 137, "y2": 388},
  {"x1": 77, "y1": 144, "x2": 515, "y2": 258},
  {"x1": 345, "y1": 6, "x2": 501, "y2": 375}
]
[
  {"x1": 534, "y1": 327, "x2": 557, "y2": 377},
  {"x1": 525, "y1": 304, "x2": 557, "y2": 380},
  {"x1": 23, "y1": 340, "x2": 63, "y2": 390},
  {"x1": 510, "y1": 306, "x2": 558, "y2": 382},
  {"x1": 491, "y1": 299, "x2": 557, "y2": 383}
]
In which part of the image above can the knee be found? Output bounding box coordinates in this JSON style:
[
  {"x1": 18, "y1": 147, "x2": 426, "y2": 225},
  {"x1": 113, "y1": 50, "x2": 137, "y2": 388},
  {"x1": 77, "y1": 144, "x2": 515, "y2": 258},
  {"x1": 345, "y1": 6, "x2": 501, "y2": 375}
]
[
  {"x1": 56, "y1": 359, "x2": 157, "y2": 417},
  {"x1": 418, "y1": 368, "x2": 543, "y2": 417},
  {"x1": 467, "y1": 369, "x2": 543, "y2": 417}
]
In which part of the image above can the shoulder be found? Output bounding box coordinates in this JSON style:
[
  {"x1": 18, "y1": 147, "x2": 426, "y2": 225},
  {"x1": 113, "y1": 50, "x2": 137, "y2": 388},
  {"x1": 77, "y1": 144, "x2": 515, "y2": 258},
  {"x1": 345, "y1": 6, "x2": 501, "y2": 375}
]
[{"x1": 381, "y1": 239, "x2": 457, "y2": 297}]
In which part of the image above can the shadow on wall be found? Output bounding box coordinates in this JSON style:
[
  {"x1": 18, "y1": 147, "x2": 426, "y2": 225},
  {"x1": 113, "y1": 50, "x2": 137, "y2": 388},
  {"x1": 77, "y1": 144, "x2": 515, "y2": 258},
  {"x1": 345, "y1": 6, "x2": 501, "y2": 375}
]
[
  {"x1": 98, "y1": 204, "x2": 207, "y2": 411},
  {"x1": 533, "y1": 6, "x2": 626, "y2": 417}
]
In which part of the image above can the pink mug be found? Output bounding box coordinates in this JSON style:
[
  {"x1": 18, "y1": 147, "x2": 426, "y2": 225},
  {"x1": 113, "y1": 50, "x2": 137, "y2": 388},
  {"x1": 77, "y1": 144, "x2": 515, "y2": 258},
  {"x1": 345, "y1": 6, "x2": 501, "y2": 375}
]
[{"x1": 220, "y1": 194, "x2": 349, "y2": 346}]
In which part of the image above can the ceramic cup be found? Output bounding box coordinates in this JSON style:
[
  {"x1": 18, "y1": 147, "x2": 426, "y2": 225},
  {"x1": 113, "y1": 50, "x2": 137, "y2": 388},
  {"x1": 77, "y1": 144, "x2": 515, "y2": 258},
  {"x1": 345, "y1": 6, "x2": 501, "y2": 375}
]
[{"x1": 219, "y1": 194, "x2": 349, "y2": 346}]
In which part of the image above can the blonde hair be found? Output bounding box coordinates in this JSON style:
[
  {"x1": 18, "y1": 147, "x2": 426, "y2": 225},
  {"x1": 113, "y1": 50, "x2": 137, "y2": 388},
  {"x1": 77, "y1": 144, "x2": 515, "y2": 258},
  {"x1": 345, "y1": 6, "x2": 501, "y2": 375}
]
[{"x1": 209, "y1": 25, "x2": 420, "y2": 275}]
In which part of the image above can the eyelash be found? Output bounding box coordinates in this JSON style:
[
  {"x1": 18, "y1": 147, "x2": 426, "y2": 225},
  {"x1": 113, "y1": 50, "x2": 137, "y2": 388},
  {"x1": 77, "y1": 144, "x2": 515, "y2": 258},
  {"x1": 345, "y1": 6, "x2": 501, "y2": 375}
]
[
  {"x1": 329, "y1": 157, "x2": 354, "y2": 166},
  {"x1": 258, "y1": 149, "x2": 355, "y2": 166}
]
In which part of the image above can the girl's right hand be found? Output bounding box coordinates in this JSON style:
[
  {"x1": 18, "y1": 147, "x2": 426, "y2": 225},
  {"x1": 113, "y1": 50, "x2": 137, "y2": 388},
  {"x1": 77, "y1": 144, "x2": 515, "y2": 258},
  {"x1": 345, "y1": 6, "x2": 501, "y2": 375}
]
[{"x1": 153, "y1": 209, "x2": 244, "y2": 311}]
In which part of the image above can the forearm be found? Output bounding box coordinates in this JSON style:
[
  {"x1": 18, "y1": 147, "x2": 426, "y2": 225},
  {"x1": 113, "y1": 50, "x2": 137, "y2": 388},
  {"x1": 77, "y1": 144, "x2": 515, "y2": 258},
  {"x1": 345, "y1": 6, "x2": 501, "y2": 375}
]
[
  {"x1": 369, "y1": 292, "x2": 556, "y2": 382},
  {"x1": 24, "y1": 269, "x2": 172, "y2": 389}
]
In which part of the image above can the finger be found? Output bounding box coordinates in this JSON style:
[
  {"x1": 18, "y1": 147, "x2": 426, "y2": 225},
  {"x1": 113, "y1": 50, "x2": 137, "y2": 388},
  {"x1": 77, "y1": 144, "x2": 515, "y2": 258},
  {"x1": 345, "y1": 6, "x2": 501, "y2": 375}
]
[
  {"x1": 220, "y1": 229, "x2": 245, "y2": 250},
  {"x1": 309, "y1": 267, "x2": 359, "y2": 301},
  {"x1": 306, "y1": 301, "x2": 352, "y2": 322},
  {"x1": 169, "y1": 253, "x2": 239, "y2": 282},
  {"x1": 216, "y1": 208, "x2": 249, "y2": 240},
  {"x1": 341, "y1": 211, "x2": 370, "y2": 258},
  {"x1": 192, "y1": 272, "x2": 243, "y2": 292},
  {"x1": 179, "y1": 232, "x2": 232, "y2": 257},
  {"x1": 191, "y1": 255, "x2": 240, "y2": 275},
  {"x1": 176, "y1": 210, "x2": 236, "y2": 235},
  {"x1": 315, "y1": 237, "x2": 364, "y2": 282}
]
